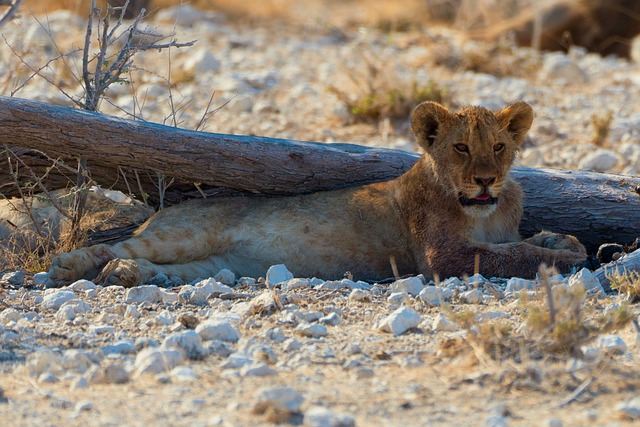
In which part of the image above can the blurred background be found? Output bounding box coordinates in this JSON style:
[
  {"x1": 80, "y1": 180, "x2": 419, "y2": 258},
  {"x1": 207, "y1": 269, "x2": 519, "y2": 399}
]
[{"x1": 2, "y1": 0, "x2": 640, "y2": 175}]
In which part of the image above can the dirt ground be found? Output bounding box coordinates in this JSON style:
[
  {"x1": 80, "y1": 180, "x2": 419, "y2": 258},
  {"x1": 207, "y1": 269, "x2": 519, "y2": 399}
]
[{"x1": 1, "y1": 1, "x2": 640, "y2": 426}]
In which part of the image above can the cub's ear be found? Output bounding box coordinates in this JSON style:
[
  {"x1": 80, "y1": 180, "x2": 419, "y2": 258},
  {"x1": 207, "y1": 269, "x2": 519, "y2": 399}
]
[
  {"x1": 495, "y1": 101, "x2": 534, "y2": 147},
  {"x1": 411, "y1": 101, "x2": 452, "y2": 151}
]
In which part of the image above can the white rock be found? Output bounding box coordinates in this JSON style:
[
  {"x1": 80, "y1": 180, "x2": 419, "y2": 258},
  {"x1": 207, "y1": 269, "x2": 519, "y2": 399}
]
[
  {"x1": 545, "y1": 418, "x2": 563, "y2": 427},
  {"x1": 387, "y1": 292, "x2": 411, "y2": 305},
  {"x1": 266, "y1": 264, "x2": 294, "y2": 288},
  {"x1": 418, "y1": 286, "x2": 452, "y2": 306},
  {"x1": 390, "y1": 276, "x2": 424, "y2": 296},
  {"x1": 184, "y1": 48, "x2": 221, "y2": 74},
  {"x1": 505, "y1": 278, "x2": 538, "y2": 293},
  {"x1": 27, "y1": 350, "x2": 61, "y2": 375},
  {"x1": 125, "y1": 305, "x2": 142, "y2": 319},
  {"x1": 220, "y1": 353, "x2": 254, "y2": 369},
  {"x1": 102, "y1": 340, "x2": 136, "y2": 356},
  {"x1": 214, "y1": 269, "x2": 236, "y2": 286},
  {"x1": 318, "y1": 279, "x2": 371, "y2": 291},
  {"x1": 38, "y1": 373, "x2": 59, "y2": 384},
  {"x1": 597, "y1": 334, "x2": 627, "y2": 355},
  {"x1": 254, "y1": 386, "x2": 304, "y2": 414},
  {"x1": 476, "y1": 311, "x2": 509, "y2": 322},
  {"x1": 467, "y1": 273, "x2": 487, "y2": 288},
  {"x1": 539, "y1": 53, "x2": 588, "y2": 83},
  {"x1": 75, "y1": 401, "x2": 93, "y2": 412},
  {"x1": 154, "y1": 310, "x2": 176, "y2": 326},
  {"x1": 297, "y1": 323, "x2": 328, "y2": 338},
  {"x1": 199, "y1": 278, "x2": 234, "y2": 293},
  {"x1": 179, "y1": 278, "x2": 231, "y2": 305},
  {"x1": 377, "y1": 307, "x2": 421, "y2": 336},
  {"x1": 90, "y1": 325, "x2": 116, "y2": 335},
  {"x1": 56, "y1": 299, "x2": 91, "y2": 322},
  {"x1": 238, "y1": 277, "x2": 257, "y2": 287},
  {"x1": 299, "y1": 310, "x2": 323, "y2": 323},
  {"x1": 616, "y1": 396, "x2": 640, "y2": 419},
  {"x1": 460, "y1": 289, "x2": 484, "y2": 304},
  {"x1": 578, "y1": 149, "x2": 618, "y2": 172},
  {"x1": 70, "y1": 377, "x2": 89, "y2": 390},
  {"x1": 304, "y1": 406, "x2": 355, "y2": 427},
  {"x1": 68, "y1": 279, "x2": 97, "y2": 291},
  {"x1": 162, "y1": 330, "x2": 207, "y2": 360},
  {"x1": 100, "y1": 363, "x2": 129, "y2": 384},
  {"x1": 125, "y1": 285, "x2": 164, "y2": 304},
  {"x1": 568, "y1": 268, "x2": 605, "y2": 295},
  {"x1": 41, "y1": 291, "x2": 76, "y2": 310},
  {"x1": 134, "y1": 348, "x2": 184, "y2": 376},
  {"x1": 33, "y1": 272, "x2": 49, "y2": 286},
  {"x1": 171, "y1": 366, "x2": 198, "y2": 382},
  {"x1": 441, "y1": 277, "x2": 463, "y2": 289},
  {"x1": 2, "y1": 271, "x2": 24, "y2": 285},
  {"x1": 196, "y1": 320, "x2": 240, "y2": 343},
  {"x1": 433, "y1": 313, "x2": 459, "y2": 332},
  {"x1": 319, "y1": 312, "x2": 341, "y2": 326},
  {"x1": 283, "y1": 338, "x2": 303, "y2": 353},
  {"x1": 348, "y1": 288, "x2": 370, "y2": 302},
  {"x1": 0, "y1": 308, "x2": 21, "y2": 325},
  {"x1": 155, "y1": 4, "x2": 215, "y2": 27},
  {"x1": 281, "y1": 278, "x2": 311, "y2": 291},
  {"x1": 61, "y1": 349, "x2": 97, "y2": 373},
  {"x1": 227, "y1": 95, "x2": 254, "y2": 114},
  {"x1": 264, "y1": 327, "x2": 287, "y2": 342},
  {"x1": 241, "y1": 362, "x2": 277, "y2": 377},
  {"x1": 580, "y1": 346, "x2": 604, "y2": 362},
  {"x1": 160, "y1": 289, "x2": 179, "y2": 304}
]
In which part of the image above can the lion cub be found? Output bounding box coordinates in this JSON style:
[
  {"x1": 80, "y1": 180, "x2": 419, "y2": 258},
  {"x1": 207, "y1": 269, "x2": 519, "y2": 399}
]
[{"x1": 48, "y1": 101, "x2": 586, "y2": 287}]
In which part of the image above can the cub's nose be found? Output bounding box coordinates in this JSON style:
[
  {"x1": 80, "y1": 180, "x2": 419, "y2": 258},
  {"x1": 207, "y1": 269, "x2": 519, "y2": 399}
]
[{"x1": 474, "y1": 176, "x2": 496, "y2": 187}]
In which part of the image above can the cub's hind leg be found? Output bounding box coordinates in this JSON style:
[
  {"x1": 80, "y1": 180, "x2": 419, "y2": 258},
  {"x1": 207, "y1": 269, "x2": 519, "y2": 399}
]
[
  {"x1": 49, "y1": 243, "x2": 118, "y2": 287},
  {"x1": 49, "y1": 202, "x2": 232, "y2": 287},
  {"x1": 95, "y1": 256, "x2": 227, "y2": 288}
]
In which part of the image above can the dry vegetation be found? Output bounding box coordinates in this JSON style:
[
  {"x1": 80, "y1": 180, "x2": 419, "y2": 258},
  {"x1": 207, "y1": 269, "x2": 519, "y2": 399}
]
[{"x1": 1, "y1": 1, "x2": 639, "y2": 425}]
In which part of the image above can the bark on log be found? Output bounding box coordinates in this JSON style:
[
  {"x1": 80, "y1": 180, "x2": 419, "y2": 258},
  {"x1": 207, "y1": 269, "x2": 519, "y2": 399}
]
[{"x1": 1, "y1": 96, "x2": 639, "y2": 253}]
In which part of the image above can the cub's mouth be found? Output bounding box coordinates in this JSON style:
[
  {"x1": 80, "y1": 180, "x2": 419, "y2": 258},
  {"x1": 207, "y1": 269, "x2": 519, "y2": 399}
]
[{"x1": 459, "y1": 193, "x2": 498, "y2": 206}]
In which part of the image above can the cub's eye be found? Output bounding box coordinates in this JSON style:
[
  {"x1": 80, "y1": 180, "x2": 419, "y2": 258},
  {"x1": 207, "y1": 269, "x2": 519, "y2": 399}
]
[
  {"x1": 454, "y1": 144, "x2": 469, "y2": 153},
  {"x1": 493, "y1": 143, "x2": 505, "y2": 153}
]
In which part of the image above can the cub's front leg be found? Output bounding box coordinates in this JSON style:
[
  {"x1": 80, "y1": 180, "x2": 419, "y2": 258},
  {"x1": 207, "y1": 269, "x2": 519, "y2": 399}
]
[
  {"x1": 427, "y1": 239, "x2": 587, "y2": 280},
  {"x1": 523, "y1": 230, "x2": 586, "y2": 255}
]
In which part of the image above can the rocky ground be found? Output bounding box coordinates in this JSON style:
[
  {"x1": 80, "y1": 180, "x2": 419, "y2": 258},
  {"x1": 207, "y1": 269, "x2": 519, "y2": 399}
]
[{"x1": 1, "y1": 3, "x2": 640, "y2": 427}]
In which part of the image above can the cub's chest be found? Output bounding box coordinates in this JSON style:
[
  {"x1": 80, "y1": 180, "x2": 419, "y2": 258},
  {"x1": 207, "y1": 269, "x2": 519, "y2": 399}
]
[{"x1": 468, "y1": 215, "x2": 519, "y2": 244}]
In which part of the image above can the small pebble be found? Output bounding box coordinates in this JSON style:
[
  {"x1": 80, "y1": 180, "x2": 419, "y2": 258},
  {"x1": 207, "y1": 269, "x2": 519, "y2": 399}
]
[
  {"x1": 389, "y1": 276, "x2": 424, "y2": 296},
  {"x1": 460, "y1": 289, "x2": 484, "y2": 304},
  {"x1": 297, "y1": 323, "x2": 328, "y2": 338},
  {"x1": 304, "y1": 406, "x2": 355, "y2": 427},
  {"x1": 377, "y1": 307, "x2": 421, "y2": 336},
  {"x1": 266, "y1": 264, "x2": 294, "y2": 288}
]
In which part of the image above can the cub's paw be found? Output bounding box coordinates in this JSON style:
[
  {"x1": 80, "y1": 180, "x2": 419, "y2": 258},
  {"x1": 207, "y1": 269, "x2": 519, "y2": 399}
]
[
  {"x1": 95, "y1": 259, "x2": 141, "y2": 288},
  {"x1": 48, "y1": 252, "x2": 88, "y2": 287},
  {"x1": 527, "y1": 231, "x2": 586, "y2": 255}
]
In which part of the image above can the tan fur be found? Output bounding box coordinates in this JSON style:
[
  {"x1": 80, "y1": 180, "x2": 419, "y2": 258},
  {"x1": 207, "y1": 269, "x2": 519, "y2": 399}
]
[{"x1": 48, "y1": 102, "x2": 587, "y2": 287}]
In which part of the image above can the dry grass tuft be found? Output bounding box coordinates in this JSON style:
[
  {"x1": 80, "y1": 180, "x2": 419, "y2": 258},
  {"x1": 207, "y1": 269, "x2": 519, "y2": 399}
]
[
  {"x1": 329, "y1": 54, "x2": 449, "y2": 123},
  {"x1": 446, "y1": 266, "x2": 635, "y2": 366},
  {"x1": 590, "y1": 110, "x2": 614, "y2": 147},
  {"x1": 609, "y1": 271, "x2": 640, "y2": 303}
]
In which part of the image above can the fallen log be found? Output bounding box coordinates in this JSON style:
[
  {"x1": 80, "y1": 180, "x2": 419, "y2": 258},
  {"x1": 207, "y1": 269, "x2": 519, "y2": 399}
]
[{"x1": 1, "y1": 96, "x2": 639, "y2": 253}]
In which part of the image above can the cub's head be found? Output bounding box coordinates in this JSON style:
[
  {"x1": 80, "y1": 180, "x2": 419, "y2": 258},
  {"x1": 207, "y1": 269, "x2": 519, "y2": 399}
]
[{"x1": 411, "y1": 101, "x2": 533, "y2": 217}]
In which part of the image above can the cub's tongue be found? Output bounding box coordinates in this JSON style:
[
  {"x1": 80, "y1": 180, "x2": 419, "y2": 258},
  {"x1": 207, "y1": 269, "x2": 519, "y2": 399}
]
[{"x1": 474, "y1": 193, "x2": 491, "y2": 201}]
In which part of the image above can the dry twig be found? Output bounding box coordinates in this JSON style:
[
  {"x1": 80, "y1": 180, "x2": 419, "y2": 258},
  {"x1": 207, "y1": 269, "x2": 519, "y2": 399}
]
[{"x1": 0, "y1": 0, "x2": 23, "y2": 28}]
